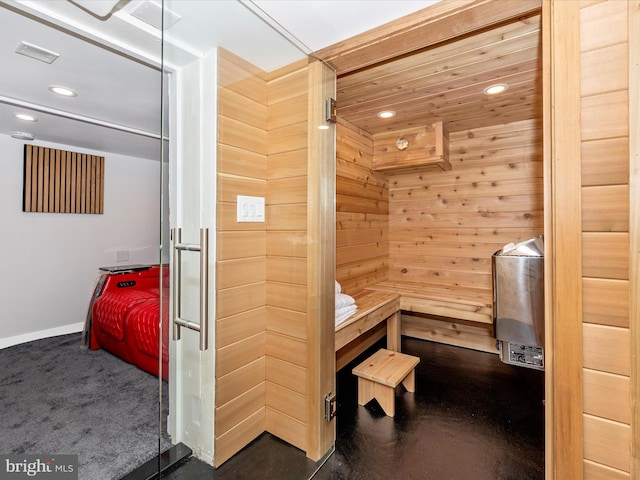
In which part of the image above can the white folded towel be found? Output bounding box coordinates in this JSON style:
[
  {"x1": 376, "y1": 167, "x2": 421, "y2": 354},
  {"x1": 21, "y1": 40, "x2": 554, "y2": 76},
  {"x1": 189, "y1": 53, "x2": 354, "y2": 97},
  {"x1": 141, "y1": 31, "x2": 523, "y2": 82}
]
[
  {"x1": 335, "y1": 292, "x2": 355, "y2": 309},
  {"x1": 335, "y1": 281, "x2": 342, "y2": 294},
  {"x1": 335, "y1": 304, "x2": 357, "y2": 326}
]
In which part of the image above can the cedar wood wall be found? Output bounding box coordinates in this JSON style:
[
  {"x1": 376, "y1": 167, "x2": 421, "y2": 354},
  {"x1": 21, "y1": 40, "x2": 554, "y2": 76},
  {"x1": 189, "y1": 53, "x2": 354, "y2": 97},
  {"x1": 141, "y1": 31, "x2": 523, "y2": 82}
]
[
  {"x1": 580, "y1": 1, "x2": 631, "y2": 477},
  {"x1": 336, "y1": 0, "x2": 634, "y2": 477},
  {"x1": 215, "y1": 0, "x2": 634, "y2": 472},
  {"x1": 336, "y1": 117, "x2": 543, "y2": 352},
  {"x1": 215, "y1": 49, "x2": 311, "y2": 465}
]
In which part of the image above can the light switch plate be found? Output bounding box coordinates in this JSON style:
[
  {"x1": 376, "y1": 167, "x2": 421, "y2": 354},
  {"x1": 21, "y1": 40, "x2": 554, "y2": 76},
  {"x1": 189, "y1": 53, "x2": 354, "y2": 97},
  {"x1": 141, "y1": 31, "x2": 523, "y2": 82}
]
[{"x1": 237, "y1": 195, "x2": 265, "y2": 223}]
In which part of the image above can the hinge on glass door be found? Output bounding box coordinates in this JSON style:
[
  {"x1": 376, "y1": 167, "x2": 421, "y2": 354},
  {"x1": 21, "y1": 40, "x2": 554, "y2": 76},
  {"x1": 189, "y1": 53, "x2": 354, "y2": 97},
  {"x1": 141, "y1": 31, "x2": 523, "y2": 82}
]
[
  {"x1": 324, "y1": 392, "x2": 337, "y2": 421},
  {"x1": 325, "y1": 97, "x2": 337, "y2": 123}
]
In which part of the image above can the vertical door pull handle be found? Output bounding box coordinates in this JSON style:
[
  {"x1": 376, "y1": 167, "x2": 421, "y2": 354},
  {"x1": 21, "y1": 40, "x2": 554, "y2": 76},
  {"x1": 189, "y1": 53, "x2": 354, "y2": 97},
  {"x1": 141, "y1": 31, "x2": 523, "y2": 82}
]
[{"x1": 172, "y1": 227, "x2": 209, "y2": 351}]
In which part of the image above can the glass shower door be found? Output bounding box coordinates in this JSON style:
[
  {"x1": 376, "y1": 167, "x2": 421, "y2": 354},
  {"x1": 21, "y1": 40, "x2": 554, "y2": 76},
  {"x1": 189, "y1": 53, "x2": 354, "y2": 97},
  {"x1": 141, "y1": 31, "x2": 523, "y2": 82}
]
[{"x1": 159, "y1": 0, "x2": 336, "y2": 471}]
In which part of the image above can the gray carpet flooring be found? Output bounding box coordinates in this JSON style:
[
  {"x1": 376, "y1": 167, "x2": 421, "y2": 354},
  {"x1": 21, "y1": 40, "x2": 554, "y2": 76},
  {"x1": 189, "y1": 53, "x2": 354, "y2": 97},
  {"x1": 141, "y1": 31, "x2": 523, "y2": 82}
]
[{"x1": 0, "y1": 333, "x2": 170, "y2": 479}]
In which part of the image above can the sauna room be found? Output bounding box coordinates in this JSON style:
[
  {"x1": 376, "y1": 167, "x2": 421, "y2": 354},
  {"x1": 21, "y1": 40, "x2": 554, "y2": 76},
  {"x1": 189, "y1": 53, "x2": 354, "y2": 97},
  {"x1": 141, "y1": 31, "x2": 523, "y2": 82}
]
[
  {"x1": 2, "y1": 0, "x2": 633, "y2": 478},
  {"x1": 330, "y1": 13, "x2": 542, "y2": 367},
  {"x1": 324, "y1": 0, "x2": 635, "y2": 478},
  {"x1": 321, "y1": 3, "x2": 547, "y2": 477}
]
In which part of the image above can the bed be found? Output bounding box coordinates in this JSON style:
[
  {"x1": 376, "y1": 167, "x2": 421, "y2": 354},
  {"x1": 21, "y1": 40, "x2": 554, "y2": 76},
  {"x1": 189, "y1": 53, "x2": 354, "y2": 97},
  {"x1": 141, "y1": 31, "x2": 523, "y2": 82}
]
[{"x1": 84, "y1": 264, "x2": 169, "y2": 380}]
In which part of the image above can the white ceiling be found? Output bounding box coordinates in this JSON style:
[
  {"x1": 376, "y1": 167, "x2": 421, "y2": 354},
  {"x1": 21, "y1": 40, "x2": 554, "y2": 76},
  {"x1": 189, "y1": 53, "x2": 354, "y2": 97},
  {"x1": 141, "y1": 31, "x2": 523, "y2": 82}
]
[{"x1": 0, "y1": 0, "x2": 439, "y2": 160}]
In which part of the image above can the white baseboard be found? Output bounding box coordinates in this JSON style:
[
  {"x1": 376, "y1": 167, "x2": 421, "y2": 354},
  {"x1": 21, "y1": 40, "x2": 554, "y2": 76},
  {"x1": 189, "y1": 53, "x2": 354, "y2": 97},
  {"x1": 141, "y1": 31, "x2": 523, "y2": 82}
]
[{"x1": 0, "y1": 322, "x2": 85, "y2": 350}]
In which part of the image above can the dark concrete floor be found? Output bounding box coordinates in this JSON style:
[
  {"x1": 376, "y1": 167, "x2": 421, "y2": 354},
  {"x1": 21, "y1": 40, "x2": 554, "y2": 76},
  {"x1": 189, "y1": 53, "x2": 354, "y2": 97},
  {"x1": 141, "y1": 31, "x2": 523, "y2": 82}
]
[
  {"x1": 315, "y1": 337, "x2": 544, "y2": 480},
  {"x1": 157, "y1": 338, "x2": 545, "y2": 480}
]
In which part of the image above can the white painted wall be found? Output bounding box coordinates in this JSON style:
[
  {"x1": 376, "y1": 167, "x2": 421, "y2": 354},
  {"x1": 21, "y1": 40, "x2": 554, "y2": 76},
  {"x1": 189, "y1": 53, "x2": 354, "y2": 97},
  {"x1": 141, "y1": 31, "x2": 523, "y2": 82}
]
[
  {"x1": 167, "y1": 50, "x2": 217, "y2": 465},
  {"x1": 0, "y1": 134, "x2": 167, "y2": 348}
]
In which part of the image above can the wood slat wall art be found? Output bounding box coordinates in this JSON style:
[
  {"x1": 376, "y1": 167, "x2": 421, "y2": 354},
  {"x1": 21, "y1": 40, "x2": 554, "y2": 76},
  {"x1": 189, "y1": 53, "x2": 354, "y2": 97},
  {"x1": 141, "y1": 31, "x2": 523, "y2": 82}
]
[
  {"x1": 23, "y1": 145, "x2": 104, "y2": 214},
  {"x1": 578, "y1": 1, "x2": 632, "y2": 478}
]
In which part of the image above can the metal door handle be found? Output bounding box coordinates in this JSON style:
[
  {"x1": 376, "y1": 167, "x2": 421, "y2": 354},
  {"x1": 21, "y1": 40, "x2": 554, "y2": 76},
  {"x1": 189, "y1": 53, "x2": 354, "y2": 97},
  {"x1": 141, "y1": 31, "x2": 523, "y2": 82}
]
[{"x1": 172, "y1": 227, "x2": 209, "y2": 351}]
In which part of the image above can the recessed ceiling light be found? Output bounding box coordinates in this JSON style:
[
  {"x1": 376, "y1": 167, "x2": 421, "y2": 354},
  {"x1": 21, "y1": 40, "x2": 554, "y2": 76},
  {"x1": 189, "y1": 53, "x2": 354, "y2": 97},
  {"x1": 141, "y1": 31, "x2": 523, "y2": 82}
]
[
  {"x1": 49, "y1": 85, "x2": 77, "y2": 97},
  {"x1": 11, "y1": 131, "x2": 34, "y2": 141},
  {"x1": 377, "y1": 110, "x2": 396, "y2": 119},
  {"x1": 15, "y1": 113, "x2": 38, "y2": 122},
  {"x1": 483, "y1": 84, "x2": 509, "y2": 95}
]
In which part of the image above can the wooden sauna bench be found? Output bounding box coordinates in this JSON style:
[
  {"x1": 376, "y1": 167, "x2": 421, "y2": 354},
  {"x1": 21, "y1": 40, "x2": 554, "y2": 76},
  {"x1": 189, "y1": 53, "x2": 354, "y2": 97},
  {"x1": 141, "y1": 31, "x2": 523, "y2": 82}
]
[
  {"x1": 335, "y1": 290, "x2": 401, "y2": 371},
  {"x1": 366, "y1": 281, "x2": 493, "y2": 324}
]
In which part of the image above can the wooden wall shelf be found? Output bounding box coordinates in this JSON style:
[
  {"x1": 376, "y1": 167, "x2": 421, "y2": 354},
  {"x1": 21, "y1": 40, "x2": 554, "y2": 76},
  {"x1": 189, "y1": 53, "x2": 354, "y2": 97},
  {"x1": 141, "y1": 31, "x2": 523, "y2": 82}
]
[{"x1": 372, "y1": 121, "x2": 450, "y2": 173}]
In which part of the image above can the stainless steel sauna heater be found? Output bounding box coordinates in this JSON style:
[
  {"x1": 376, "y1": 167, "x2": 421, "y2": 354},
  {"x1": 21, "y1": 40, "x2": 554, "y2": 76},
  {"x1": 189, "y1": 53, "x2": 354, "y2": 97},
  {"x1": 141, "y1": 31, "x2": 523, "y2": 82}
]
[{"x1": 492, "y1": 235, "x2": 544, "y2": 370}]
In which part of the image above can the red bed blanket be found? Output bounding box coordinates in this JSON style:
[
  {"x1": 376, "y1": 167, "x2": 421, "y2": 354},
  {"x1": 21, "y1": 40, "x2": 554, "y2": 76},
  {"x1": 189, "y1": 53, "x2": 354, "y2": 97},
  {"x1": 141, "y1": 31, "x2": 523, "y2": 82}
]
[{"x1": 85, "y1": 265, "x2": 169, "y2": 380}]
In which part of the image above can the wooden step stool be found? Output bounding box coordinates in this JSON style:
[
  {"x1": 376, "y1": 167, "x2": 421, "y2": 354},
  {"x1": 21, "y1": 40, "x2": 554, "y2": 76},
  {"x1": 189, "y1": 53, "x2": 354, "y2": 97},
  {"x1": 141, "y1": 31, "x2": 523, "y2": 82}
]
[{"x1": 352, "y1": 348, "x2": 420, "y2": 417}]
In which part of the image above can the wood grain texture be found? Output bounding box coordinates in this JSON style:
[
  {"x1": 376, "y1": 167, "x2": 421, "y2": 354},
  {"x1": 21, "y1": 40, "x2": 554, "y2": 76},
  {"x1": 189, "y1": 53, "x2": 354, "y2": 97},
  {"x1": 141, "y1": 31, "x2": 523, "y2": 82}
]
[
  {"x1": 218, "y1": 48, "x2": 267, "y2": 103},
  {"x1": 265, "y1": 407, "x2": 306, "y2": 452},
  {"x1": 304, "y1": 60, "x2": 336, "y2": 461},
  {"x1": 217, "y1": 232, "x2": 267, "y2": 260},
  {"x1": 264, "y1": 61, "x2": 313, "y2": 456},
  {"x1": 582, "y1": 232, "x2": 629, "y2": 280},
  {"x1": 216, "y1": 282, "x2": 266, "y2": 320},
  {"x1": 322, "y1": 2, "x2": 542, "y2": 135},
  {"x1": 217, "y1": 173, "x2": 266, "y2": 203},
  {"x1": 216, "y1": 307, "x2": 266, "y2": 349},
  {"x1": 583, "y1": 324, "x2": 630, "y2": 377},
  {"x1": 214, "y1": 407, "x2": 265, "y2": 467},
  {"x1": 216, "y1": 357, "x2": 265, "y2": 407},
  {"x1": 215, "y1": 50, "x2": 268, "y2": 464},
  {"x1": 583, "y1": 368, "x2": 630, "y2": 424},
  {"x1": 216, "y1": 382, "x2": 266, "y2": 437},
  {"x1": 266, "y1": 331, "x2": 308, "y2": 367},
  {"x1": 581, "y1": 43, "x2": 628, "y2": 97},
  {"x1": 629, "y1": 1, "x2": 640, "y2": 475},
  {"x1": 581, "y1": 90, "x2": 629, "y2": 142},
  {"x1": 546, "y1": 1, "x2": 584, "y2": 476},
  {"x1": 336, "y1": 322, "x2": 387, "y2": 372},
  {"x1": 336, "y1": 118, "x2": 389, "y2": 296},
  {"x1": 266, "y1": 381, "x2": 306, "y2": 424},
  {"x1": 216, "y1": 332, "x2": 266, "y2": 378},
  {"x1": 401, "y1": 313, "x2": 496, "y2": 353},
  {"x1": 316, "y1": 0, "x2": 541, "y2": 73},
  {"x1": 578, "y1": 3, "x2": 634, "y2": 477},
  {"x1": 583, "y1": 414, "x2": 630, "y2": 473},
  {"x1": 218, "y1": 144, "x2": 267, "y2": 180},
  {"x1": 581, "y1": 185, "x2": 629, "y2": 232},
  {"x1": 580, "y1": 0, "x2": 627, "y2": 52},
  {"x1": 584, "y1": 460, "x2": 630, "y2": 480},
  {"x1": 581, "y1": 138, "x2": 629, "y2": 187},
  {"x1": 387, "y1": 119, "x2": 542, "y2": 305},
  {"x1": 372, "y1": 122, "x2": 450, "y2": 172},
  {"x1": 23, "y1": 145, "x2": 104, "y2": 214},
  {"x1": 582, "y1": 278, "x2": 629, "y2": 328},
  {"x1": 334, "y1": 291, "x2": 400, "y2": 351},
  {"x1": 266, "y1": 356, "x2": 307, "y2": 396},
  {"x1": 266, "y1": 306, "x2": 307, "y2": 341},
  {"x1": 216, "y1": 257, "x2": 266, "y2": 290}
]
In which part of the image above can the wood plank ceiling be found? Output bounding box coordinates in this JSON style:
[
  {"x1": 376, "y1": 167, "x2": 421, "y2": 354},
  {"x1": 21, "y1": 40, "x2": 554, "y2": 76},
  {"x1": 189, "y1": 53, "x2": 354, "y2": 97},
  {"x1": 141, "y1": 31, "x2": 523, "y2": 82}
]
[{"x1": 332, "y1": 11, "x2": 542, "y2": 135}]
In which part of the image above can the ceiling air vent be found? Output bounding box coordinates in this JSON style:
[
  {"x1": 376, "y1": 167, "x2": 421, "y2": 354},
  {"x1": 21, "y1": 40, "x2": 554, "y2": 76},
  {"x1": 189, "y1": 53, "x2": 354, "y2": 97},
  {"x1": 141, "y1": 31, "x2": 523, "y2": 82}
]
[
  {"x1": 130, "y1": 1, "x2": 181, "y2": 30},
  {"x1": 15, "y1": 41, "x2": 59, "y2": 64}
]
